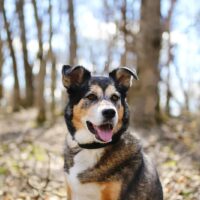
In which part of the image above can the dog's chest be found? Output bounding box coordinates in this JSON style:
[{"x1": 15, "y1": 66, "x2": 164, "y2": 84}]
[{"x1": 66, "y1": 149, "x2": 104, "y2": 200}]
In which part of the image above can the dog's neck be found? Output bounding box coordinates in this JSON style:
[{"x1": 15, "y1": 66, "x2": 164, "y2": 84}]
[
  {"x1": 66, "y1": 134, "x2": 120, "y2": 150},
  {"x1": 66, "y1": 127, "x2": 129, "y2": 150},
  {"x1": 64, "y1": 130, "x2": 142, "y2": 177}
]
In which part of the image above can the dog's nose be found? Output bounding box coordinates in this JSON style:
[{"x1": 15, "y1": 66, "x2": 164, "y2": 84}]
[{"x1": 102, "y1": 109, "x2": 116, "y2": 119}]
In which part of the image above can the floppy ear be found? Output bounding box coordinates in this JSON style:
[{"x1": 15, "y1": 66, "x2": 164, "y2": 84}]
[
  {"x1": 109, "y1": 67, "x2": 138, "y2": 90},
  {"x1": 62, "y1": 65, "x2": 91, "y2": 89}
]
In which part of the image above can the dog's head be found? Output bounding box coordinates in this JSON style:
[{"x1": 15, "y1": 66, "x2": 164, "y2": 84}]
[{"x1": 62, "y1": 65, "x2": 138, "y2": 148}]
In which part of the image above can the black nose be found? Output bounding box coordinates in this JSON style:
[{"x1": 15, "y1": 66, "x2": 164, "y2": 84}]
[{"x1": 102, "y1": 109, "x2": 116, "y2": 119}]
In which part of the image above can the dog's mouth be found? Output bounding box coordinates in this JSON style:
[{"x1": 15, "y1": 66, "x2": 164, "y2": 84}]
[{"x1": 86, "y1": 121, "x2": 114, "y2": 143}]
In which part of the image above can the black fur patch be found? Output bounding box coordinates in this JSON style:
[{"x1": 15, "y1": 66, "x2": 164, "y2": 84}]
[
  {"x1": 64, "y1": 79, "x2": 90, "y2": 137},
  {"x1": 89, "y1": 76, "x2": 114, "y2": 91}
]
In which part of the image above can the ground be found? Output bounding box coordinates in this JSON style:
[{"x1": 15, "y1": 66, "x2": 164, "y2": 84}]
[{"x1": 0, "y1": 109, "x2": 199, "y2": 200}]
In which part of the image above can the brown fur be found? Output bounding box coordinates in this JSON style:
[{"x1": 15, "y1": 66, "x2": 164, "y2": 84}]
[
  {"x1": 100, "y1": 181, "x2": 121, "y2": 200},
  {"x1": 115, "y1": 69, "x2": 132, "y2": 88},
  {"x1": 78, "y1": 134, "x2": 141, "y2": 183},
  {"x1": 72, "y1": 100, "x2": 87, "y2": 129},
  {"x1": 114, "y1": 105, "x2": 124, "y2": 133},
  {"x1": 63, "y1": 67, "x2": 85, "y2": 88},
  {"x1": 66, "y1": 182, "x2": 72, "y2": 200}
]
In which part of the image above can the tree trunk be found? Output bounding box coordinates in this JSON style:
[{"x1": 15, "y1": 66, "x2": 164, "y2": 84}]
[
  {"x1": 51, "y1": 58, "x2": 56, "y2": 118},
  {"x1": 0, "y1": 33, "x2": 3, "y2": 100},
  {"x1": 36, "y1": 60, "x2": 46, "y2": 123},
  {"x1": 32, "y1": 0, "x2": 46, "y2": 123},
  {"x1": 48, "y1": 0, "x2": 57, "y2": 119},
  {"x1": 165, "y1": 33, "x2": 172, "y2": 116},
  {"x1": 120, "y1": 0, "x2": 128, "y2": 66},
  {"x1": 164, "y1": 0, "x2": 176, "y2": 116},
  {"x1": 67, "y1": 0, "x2": 77, "y2": 65},
  {"x1": 16, "y1": 0, "x2": 34, "y2": 107},
  {"x1": 0, "y1": 0, "x2": 21, "y2": 111},
  {"x1": 128, "y1": 0, "x2": 162, "y2": 126}
]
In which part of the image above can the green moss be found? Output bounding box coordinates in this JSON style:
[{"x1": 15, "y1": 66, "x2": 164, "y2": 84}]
[
  {"x1": 0, "y1": 167, "x2": 8, "y2": 175},
  {"x1": 30, "y1": 145, "x2": 47, "y2": 161}
]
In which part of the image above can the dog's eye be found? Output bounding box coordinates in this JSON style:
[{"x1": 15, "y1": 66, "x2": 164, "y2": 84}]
[
  {"x1": 111, "y1": 94, "x2": 120, "y2": 102},
  {"x1": 86, "y1": 93, "x2": 98, "y2": 101}
]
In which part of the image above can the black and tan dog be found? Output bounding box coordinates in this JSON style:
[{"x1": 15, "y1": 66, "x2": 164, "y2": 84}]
[{"x1": 62, "y1": 65, "x2": 163, "y2": 200}]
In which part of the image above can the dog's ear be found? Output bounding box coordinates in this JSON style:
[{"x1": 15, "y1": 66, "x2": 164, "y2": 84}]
[
  {"x1": 62, "y1": 65, "x2": 91, "y2": 89},
  {"x1": 109, "y1": 67, "x2": 138, "y2": 91}
]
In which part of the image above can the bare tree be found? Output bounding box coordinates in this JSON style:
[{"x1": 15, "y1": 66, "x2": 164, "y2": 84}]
[
  {"x1": 0, "y1": 32, "x2": 3, "y2": 100},
  {"x1": 103, "y1": 1, "x2": 119, "y2": 73},
  {"x1": 16, "y1": 0, "x2": 34, "y2": 107},
  {"x1": 47, "y1": 0, "x2": 57, "y2": 119},
  {"x1": 118, "y1": 0, "x2": 137, "y2": 66},
  {"x1": 32, "y1": 0, "x2": 46, "y2": 123},
  {"x1": 67, "y1": 0, "x2": 77, "y2": 65},
  {"x1": 163, "y1": 0, "x2": 190, "y2": 115},
  {"x1": 174, "y1": 64, "x2": 190, "y2": 113},
  {"x1": 0, "y1": 0, "x2": 21, "y2": 111},
  {"x1": 129, "y1": 0, "x2": 162, "y2": 126},
  {"x1": 50, "y1": 58, "x2": 56, "y2": 118},
  {"x1": 164, "y1": 0, "x2": 176, "y2": 116},
  {"x1": 120, "y1": 0, "x2": 128, "y2": 66}
]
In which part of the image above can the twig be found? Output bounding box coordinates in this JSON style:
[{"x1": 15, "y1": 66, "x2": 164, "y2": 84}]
[{"x1": 42, "y1": 152, "x2": 51, "y2": 190}]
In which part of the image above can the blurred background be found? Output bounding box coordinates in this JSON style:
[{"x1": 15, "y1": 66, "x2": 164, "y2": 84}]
[{"x1": 0, "y1": 0, "x2": 199, "y2": 199}]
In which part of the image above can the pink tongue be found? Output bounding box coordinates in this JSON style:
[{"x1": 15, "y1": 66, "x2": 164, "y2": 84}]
[{"x1": 96, "y1": 128, "x2": 113, "y2": 142}]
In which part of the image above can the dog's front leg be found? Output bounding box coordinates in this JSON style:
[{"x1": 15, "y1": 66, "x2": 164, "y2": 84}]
[{"x1": 65, "y1": 178, "x2": 72, "y2": 200}]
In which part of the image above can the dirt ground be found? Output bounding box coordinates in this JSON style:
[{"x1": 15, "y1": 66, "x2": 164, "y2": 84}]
[{"x1": 0, "y1": 109, "x2": 199, "y2": 200}]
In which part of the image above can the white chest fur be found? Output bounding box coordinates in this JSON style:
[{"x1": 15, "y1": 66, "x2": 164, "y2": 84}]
[{"x1": 66, "y1": 149, "x2": 104, "y2": 200}]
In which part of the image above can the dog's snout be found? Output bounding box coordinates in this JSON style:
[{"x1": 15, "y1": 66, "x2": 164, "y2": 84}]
[{"x1": 102, "y1": 109, "x2": 116, "y2": 119}]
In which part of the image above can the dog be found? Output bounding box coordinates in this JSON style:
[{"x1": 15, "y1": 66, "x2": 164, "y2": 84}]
[{"x1": 62, "y1": 65, "x2": 163, "y2": 200}]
